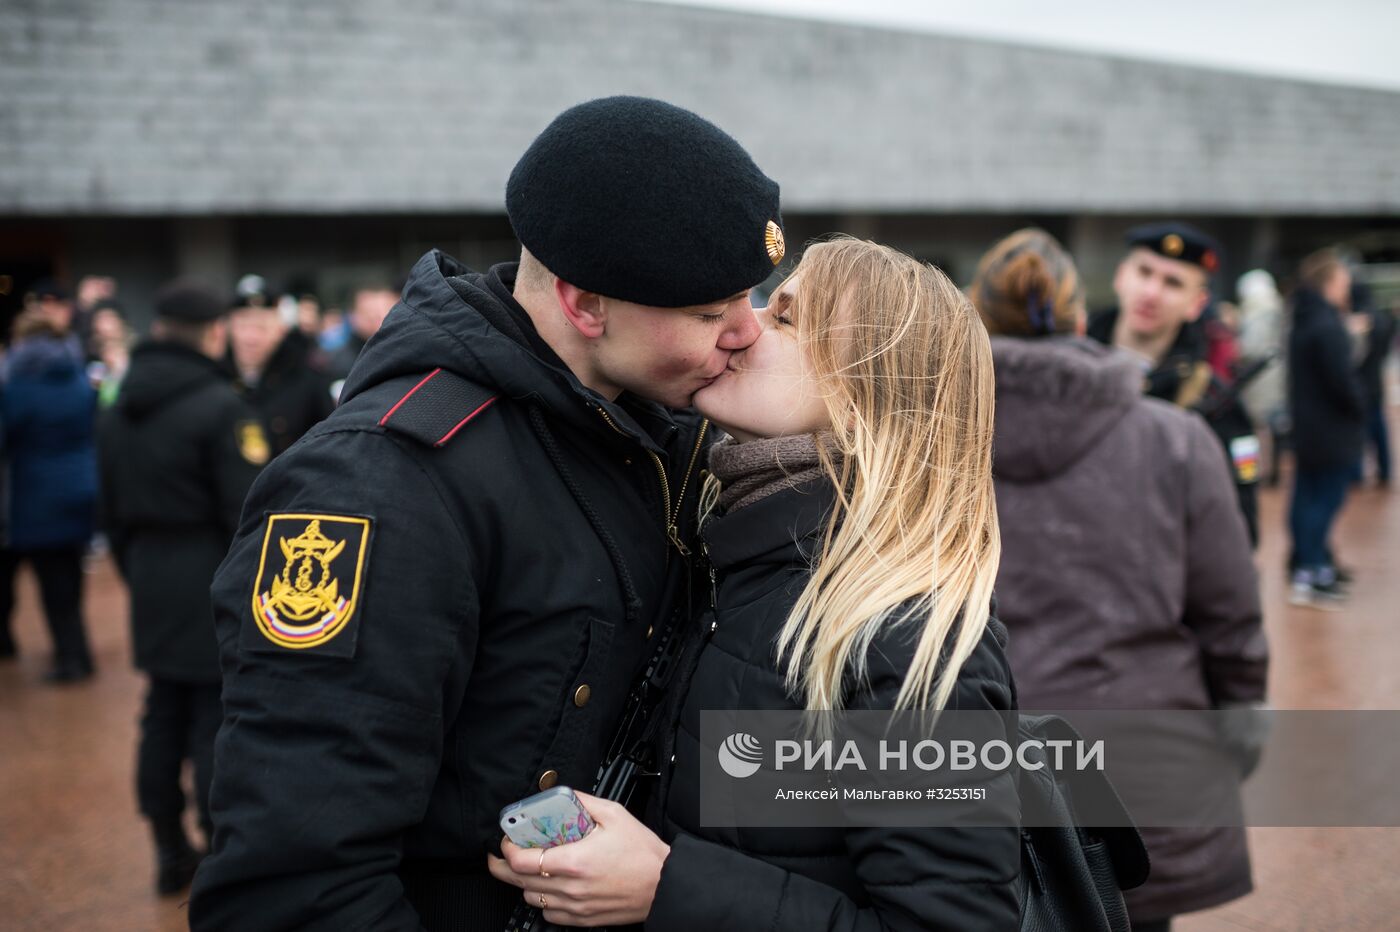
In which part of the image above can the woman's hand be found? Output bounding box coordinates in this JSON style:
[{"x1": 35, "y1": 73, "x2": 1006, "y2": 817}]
[{"x1": 486, "y1": 792, "x2": 670, "y2": 927}]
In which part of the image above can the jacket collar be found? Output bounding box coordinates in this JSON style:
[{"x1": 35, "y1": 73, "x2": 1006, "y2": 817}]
[
  {"x1": 702, "y1": 478, "x2": 833, "y2": 572},
  {"x1": 345, "y1": 249, "x2": 682, "y2": 455}
]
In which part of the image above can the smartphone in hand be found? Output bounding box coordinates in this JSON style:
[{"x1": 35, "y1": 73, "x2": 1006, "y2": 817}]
[{"x1": 499, "y1": 785, "x2": 595, "y2": 849}]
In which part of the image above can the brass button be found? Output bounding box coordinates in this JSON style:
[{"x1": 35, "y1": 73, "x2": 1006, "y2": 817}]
[
  {"x1": 538, "y1": 769, "x2": 559, "y2": 790},
  {"x1": 646, "y1": 625, "x2": 654, "y2": 639},
  {"x1": 573, "y1": 684, "x2": 592, "y2": 708}
]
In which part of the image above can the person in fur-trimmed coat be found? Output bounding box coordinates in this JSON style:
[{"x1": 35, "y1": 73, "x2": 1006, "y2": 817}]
[{"x1": 969, "y1": 229, "x2": 1268, "y2": 932}]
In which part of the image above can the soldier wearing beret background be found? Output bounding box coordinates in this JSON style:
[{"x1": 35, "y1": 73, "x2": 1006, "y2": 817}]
[
  {"x1": 97, "y1": 281, "x2": 268, "y2": 896},
  {"x1": 189, "y1": 96, "x2": 782, "y2": 931},
  {"x1": 1089, "y1": 222, "x2": 1261, "y2": 544}
]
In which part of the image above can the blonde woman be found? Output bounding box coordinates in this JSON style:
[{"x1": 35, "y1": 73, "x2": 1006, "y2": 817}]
[{"x1": 488, "y1": 238, "x2": 1019, "y2": 930}]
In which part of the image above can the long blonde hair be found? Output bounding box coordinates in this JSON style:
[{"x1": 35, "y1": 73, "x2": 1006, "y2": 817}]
[{"x1": 759, "y1": 237, "x2": 1001, "y2": 714}]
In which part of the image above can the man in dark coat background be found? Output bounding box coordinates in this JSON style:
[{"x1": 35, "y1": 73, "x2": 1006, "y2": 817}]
[
  {"x1": 1286, "y1": 249, "x2": 1366, "y2": 609},
  {"x1": 98, "y1": 281, "x2": 267, "y2": 894},
  {"x1": 1089, "y1": 223, "x2": 1261, "y2": 545},
  {"x1": 1351, "y1": 279, "x2": 1396, "y2": 487},
  {"x1": 226, "y1": 276, "x2": 336, "y2": 458},
  {"x1": 325, "y1": 282, "x2": 399, "y2": 384}
]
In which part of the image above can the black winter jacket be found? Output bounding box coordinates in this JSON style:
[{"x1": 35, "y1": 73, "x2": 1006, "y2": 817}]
[
  {"x1": 1357, "y1": 306, "x2": 1397, "y2": 410},
  {"x1": 190, "y1": 253, "x2": 711, "y2": 931},
  {"x1": 235, "y1": 328, "x2": 336, "y2": 458},
  {"x1": 98, "y1": 341, "x2": 264, "y2": 683},
  {"x1": 1288, "y1": 289, "x2": 1365, "y2": 473},
  {"x1": 649, "y1": 481, "x2": 1021, "y2": 932}
]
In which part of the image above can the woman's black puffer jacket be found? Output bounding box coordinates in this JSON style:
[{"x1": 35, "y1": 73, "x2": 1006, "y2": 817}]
[{"x1": 647, "y1": 481, "x2": 1020, "y2": 932}]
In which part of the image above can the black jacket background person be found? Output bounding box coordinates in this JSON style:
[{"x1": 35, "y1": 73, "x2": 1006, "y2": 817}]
[
  {"x1": 235, "y1": 328, "x2": 336, "y2": 458},
  {"x1": 1288, "y1": 288, "x2": 1365, "y2": 473},
  {"x1": 98, "y1": 340, "x2": 265, "y2": 682}
]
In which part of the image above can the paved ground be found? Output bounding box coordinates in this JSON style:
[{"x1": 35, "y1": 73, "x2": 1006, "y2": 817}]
[{"x1": 2, "y1": 436, "x2": 1398, "y2": 930}]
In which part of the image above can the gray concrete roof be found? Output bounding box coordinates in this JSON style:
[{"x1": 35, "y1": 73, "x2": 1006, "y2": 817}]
[{"x1": 3, "y1": 0, "x2": 1398, "y2": 215}]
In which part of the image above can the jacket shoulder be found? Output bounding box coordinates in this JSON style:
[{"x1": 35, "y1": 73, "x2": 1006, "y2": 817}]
[
  {"x1": 848, "y1": 606, "x2": 1014, "y2": 713},
  {"x1": 333, "y1": 369, "x2": 500, "y2": 448},
  {"x1": 1125, "y1": 395, "x2": 1201, "y2": 457}
]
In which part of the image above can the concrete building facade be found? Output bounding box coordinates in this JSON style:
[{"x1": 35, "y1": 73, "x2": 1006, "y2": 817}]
[{"x1": 3, "y1": 0, "x2": 1399, "y2": 319}]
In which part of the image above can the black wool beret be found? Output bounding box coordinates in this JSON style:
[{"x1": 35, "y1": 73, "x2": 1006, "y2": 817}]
[
  {"x1": 506, "y1": 96, "x2": 784, "y2": 308},
  {"x1": 155, "y1": 280, "x2": 226, "y2": 323},
  {"x1": 1125, "y1": 222, "x2": 1223, "y2": 274}
]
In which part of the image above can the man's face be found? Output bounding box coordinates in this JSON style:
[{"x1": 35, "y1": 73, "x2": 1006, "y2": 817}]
[
  {"x1": 77, "y1": 275, "x2": 116, "y2": 309},
  {"x1": 694, "y1": 274, "x2": 830, "y2": 441},
  {"x1": 228, "y1": 306, "x2": 286, "y2": 374},
  {"x1": 592, "y1": 290, "x2": 762, "y2": 409},
  {"x1": 350, "y1": 289, "x2": 397, "y2": 340},
  {"x1": 1323, "y1": 267, "x2": 1353, "y2": 310},
  {"x1": 91, "y1": 308, "x2": 125, "y2": 344},
  {"x1": 38, "y1": 297, "x2": 74, "y2": 334},
  {"x1": 1112, "y1": 248, "x2": 1210, "y2": 341}
]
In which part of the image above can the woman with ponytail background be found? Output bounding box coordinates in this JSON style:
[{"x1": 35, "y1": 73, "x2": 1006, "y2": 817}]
[
  {"x1": 488, "y1": 237, "x2": 1020, "y2": 930},
  {"x1": 968, "y1": 228, "x2": 1268, "y2": 932}
]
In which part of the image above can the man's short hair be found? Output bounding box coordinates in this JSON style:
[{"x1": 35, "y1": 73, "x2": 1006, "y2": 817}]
[
  {"x1": 1298, "y1": 248, "x2": 1347, "y2": 292},
  {"x1": 515, "y1": 249, "x2": 556, "y2": 294}
]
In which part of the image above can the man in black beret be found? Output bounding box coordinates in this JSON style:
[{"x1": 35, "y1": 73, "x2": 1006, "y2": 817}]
[
  {"x1": 1089, "y1": 222, "x2": 1261, "y2": 545},
  {"x1": 192, "y1": 96, "x2": 781, "y2": 930},
  {"x1": 97, "y1": 280, "x2": 268, "y2": 896}
]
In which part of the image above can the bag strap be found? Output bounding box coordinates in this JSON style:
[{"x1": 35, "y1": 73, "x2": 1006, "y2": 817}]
[{"x1": 1017, "y1": 713, "x2": 1151, "y2": 890}]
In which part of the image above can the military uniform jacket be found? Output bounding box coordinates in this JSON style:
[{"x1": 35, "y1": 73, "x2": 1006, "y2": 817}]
[
  {"x1": 1089, "y1": 308, "x2": 1260, "y2": 545},
  {"x1": 190, "y1": 253, "x2": 710, "y2": 932},
  {"x1": 235, "y1": 328, "x2": 336, "y2": 458},
  {"x1": 97, "y1": 341, "x2": 266, "y2": 683}
]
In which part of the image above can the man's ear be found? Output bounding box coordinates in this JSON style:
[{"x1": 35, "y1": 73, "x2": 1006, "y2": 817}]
[{"x1": 554, "y1": 278, "x2": 606, "y2": 340}]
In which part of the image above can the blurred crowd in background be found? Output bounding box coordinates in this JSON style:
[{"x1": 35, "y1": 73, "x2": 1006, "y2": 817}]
[{"x1": 2, "y1": 228, "x2": 1393, "y2": 681}]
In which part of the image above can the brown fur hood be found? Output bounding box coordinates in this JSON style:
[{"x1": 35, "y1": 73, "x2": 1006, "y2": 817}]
[{"x1": 990, "y1": 336, "x2": 1143, "y2": 482}]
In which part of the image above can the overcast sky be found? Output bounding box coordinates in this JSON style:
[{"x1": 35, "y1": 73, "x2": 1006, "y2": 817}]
[{"x1": 645, "y1": 0, "x2": 1400, "y2": 91}]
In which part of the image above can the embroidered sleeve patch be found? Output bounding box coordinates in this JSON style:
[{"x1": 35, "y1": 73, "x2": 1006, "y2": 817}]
[{"x1": 244, "y1": 513, "x2": 372, "y2": 656}]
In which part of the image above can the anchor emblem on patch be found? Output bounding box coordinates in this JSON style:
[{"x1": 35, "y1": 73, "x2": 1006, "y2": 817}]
[{"x1": 247, "y1": 513, "x2": 372, "y2": 654}]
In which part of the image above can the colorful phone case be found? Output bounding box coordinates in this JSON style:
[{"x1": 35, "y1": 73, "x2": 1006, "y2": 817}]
[{"x1": 499, "y1": 786, "x2": 595, "y2": 849}]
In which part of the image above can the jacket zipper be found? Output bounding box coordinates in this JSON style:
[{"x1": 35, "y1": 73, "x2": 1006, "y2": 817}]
[{"x1": 595, "y1": 406, "x2": 708, "y2": 556}]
